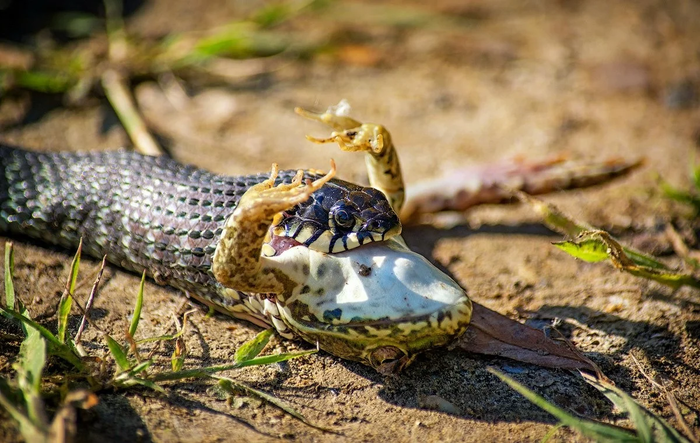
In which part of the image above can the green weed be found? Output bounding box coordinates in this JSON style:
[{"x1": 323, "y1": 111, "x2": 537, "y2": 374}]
[{"x1": 0, "y1": 242, "x2": 324, "y2": 441}]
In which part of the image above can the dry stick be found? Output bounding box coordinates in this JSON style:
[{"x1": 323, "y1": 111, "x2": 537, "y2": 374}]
[
  {"x1": 68, "y1": 287, "x2": 106, "y2": 336},
  {"x1": 665, "y1": 223, "x2": 700, "y2": 270},
  {"x1": 144, "y1": 305, "x2": 196, "y2": 361},
  {"x1": 101, "y1": 69, "x2": 164, "y2": 156},
  {"x1": 630, "y1": 353, "x2": 699, "y2": 443},
  {"x1": 74, "y1": 255, "x2": 107, "y2": 345},
  {"x1": 548, "y1": 326, "x2": 609, "y2": 382}
]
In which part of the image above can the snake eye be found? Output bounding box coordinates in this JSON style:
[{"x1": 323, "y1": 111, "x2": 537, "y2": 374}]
[{"x1": 334, "y1": 208, "x2": 354, "y2": 229}]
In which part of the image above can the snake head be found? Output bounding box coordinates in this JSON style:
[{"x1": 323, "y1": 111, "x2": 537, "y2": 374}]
[
  {"x1": 266, "y1": 237, "x2": 472, "y2": 372},
  {"x1": 269, "y1": 177, "x2": 401, "y2": 255}
]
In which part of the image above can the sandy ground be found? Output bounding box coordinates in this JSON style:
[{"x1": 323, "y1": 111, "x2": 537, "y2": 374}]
[{"x1": 1, "y1": 0, "x2": 700, "y2": 441}]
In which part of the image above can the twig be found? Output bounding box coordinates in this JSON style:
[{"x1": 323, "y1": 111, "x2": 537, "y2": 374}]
[
  {"x1": 144, "y1": 303, "x2": 195, "y2": 360},
  {"x1": 549, "y1": 326, "x2": 609, "y2": 382},
  {"x1": 665, "y1": 223, "x2": 700, "y2": 270},
  {"x1": 67, "y1": 289, "x2": 105, "y2": 335},
  {"x1": 630, "y1": 353, "x2": 699, "y2": 443},
  {"x1": 101, "y1": 69, "x2": 163, "y2": 156},
  {"x1": 74, "y1": 255, "x2": 107, "y2": 345}
]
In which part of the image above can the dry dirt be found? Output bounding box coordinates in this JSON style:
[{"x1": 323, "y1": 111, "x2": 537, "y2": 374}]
[{"x1": 1, "y1": 1, "x2": 700, "y2": 442}]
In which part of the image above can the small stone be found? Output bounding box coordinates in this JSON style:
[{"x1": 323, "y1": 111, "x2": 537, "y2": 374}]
[{"x1": 419, "y1": 395, "x2": 462, "y2": 415}]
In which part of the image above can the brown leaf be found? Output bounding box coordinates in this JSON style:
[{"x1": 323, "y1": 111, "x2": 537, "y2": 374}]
[{"x1": 456, "y1": 302, "x2": 599, "y2": 373}]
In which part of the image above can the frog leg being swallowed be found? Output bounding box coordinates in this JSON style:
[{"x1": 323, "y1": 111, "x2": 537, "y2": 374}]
[
  {"x1": 295, "y1": 105, "x2": 405, "y2": 214},
  {"x1": 212, "y1": 161, "x2": 336, "y2": 294}
]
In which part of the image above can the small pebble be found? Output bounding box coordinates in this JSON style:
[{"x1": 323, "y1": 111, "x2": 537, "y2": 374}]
[{"x1": 419, "y1": 395, "x2": 462, "y2": 415}]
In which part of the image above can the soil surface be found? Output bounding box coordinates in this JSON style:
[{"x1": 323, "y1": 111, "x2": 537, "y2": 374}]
[{"x1": 1, "y1": 1, "x2": 700, "y2": 442}]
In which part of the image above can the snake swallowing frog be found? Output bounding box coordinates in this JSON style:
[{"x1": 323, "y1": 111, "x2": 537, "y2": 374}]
[{"x1": 0, "y1": 101, "x2": 634, "y2": 374}]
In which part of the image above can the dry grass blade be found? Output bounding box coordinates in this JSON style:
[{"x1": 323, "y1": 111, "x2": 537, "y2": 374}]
[
  {"x1": 75, "y1": 255, "x2": 107, "y2": 345},
  {"x1": 630, "y1": 354, "x2": 699, "y2": 443},
  {"x1": 665, "y1": 224, "x2": 700, "y2": 270},
  {"x1": 48, "y1": 390, "x2": 98, "y2": 443},
  {"x1": 101, "y1": 69, "x2": 163, "y2": 156},
  {"x1": 215, "y1": 377, "x2": 335, "y2": 433},
  {"x1": 489, "y1": 368, "x2": 638, "y2": 442}
]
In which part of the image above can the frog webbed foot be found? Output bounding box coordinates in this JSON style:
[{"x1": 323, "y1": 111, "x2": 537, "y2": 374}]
[
  {"x1": 295, "y1": 106, "x2": 387, "y2": 155},
  {"x1": 212, "y1": 162, "x2": 336, "y2": 294},
  {"x1": 296, "y1": 102, "x2": 405, "y2": 213}
]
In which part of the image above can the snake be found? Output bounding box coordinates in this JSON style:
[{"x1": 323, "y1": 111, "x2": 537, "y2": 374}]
[{"x1": 0, "y1": 104, "x2": 473, "y2": 374}]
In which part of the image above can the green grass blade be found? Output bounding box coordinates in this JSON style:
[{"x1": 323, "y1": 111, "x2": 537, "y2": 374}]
[
  {"x1": 554, "y1": 231, "x2": 700, "y2": 290},
  {"x1": 234, "y1": 328, "x2": 273, "y2": 363},
  {"x1": 0, "y1": 390, "x2": 48, "y2": 442},
  {"x1": 17, "y1": 328, "x2": 46, "y2": 395},
  {"x1": 660, "y1": 180, "x2": 700, "y2": 209},
  {"x1": 124, "y1": 377, "x2": 166, "y2": 394},
  {"x1": 129, "y1": 359, "x2": 154, "y2": 376},
  {"x1": 621, "y1": 249, "x2": 671, "y2": 270},
  {"x1": 137, "y1": 333, "x2": 184, "y2": 344},
  {"x1": 128, "y1": 271, "x2": 146, "y2": 337},
  {"x1": 692, "y1": 165, "x2": 700, "y2": 191},
  {"x1": 58, "y1": 242, "x2": 82, "y2": 343},
  {"x1": 234, "y1": 349, "x2": 317, "y2": 368},
  {"x1": 4, "y1": 242, "x2": 15, "y2": 311},
  {"x1": 114, "y1": 370, "x2": 166, "y2": 394},
  {"x1": 540, "y1": 423, "x2": 565, "y2": 443},
  {"x1": 113, "y1": 360, "x2": 155, "y2": 381},
  {"x1": 553, "y1": 238, "x2": 610, "y2": 262},
  {"x1": 104, "y1": 334, "x2": 130, "y2": 371},
  {"x1": 232, "y1": 349, "x2": 318, "y2": 368},
  {"x1": 153, "y1": 349, "x2": 317, "y2": 382},
  {"x1": 1, "y1": 308, "x2": 84, "y2": 370},
  {"x1": 136, "y1": 310, "x2": 193, "y2": 344},
  {"x1": 582, "y1": 373, "x2": 691, "y2": 443},
  {"x1": 489, "y1": 368, "x2": 638, "y2": 442},
  {"x1": 13, "y1": 70, "x2": 75, "y2": 93},
  {"x1": 16, "y1": 330, "x2": 48, "y2": 429},
  {"x1": 216, "y1": 377, "x2": 334, "y2": 433},
  {"x1": 522, "y1": 194, "x2": 671, "y2": 271}
]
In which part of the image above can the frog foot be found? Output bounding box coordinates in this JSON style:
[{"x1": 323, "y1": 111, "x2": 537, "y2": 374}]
[
  {"x1": 212, "y1": 161, "x2": 336, "y2": 293},
  {"x1": 238, "y1": 161, "x2": 336, "y2": 218},
  {"x1": 295, "y1": 106, "x2": 389, "y2": 156},
  {"x1": 296, "y1": 102, "x2": 404, "y2": 213}
]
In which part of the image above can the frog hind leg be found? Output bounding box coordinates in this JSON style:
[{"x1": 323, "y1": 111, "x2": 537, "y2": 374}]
[{"x1": 296, "y1": 105, "x2": 405, "y2": 213}]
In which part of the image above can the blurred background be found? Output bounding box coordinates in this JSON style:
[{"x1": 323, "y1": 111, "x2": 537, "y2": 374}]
[
  {"x1": 1, "y1": 0, "x2": 698, "y2": 189},
  {"x1": 1, "y1": 2, "x2": 700, "y2": 441}
]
